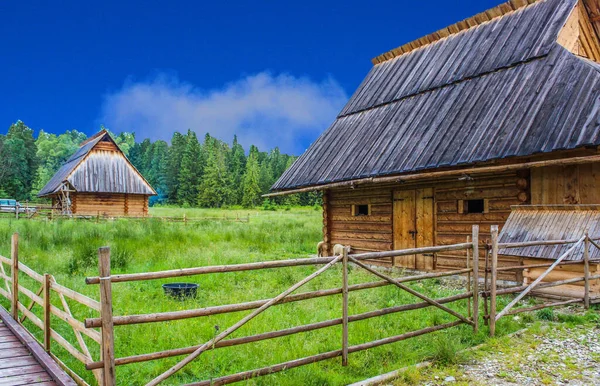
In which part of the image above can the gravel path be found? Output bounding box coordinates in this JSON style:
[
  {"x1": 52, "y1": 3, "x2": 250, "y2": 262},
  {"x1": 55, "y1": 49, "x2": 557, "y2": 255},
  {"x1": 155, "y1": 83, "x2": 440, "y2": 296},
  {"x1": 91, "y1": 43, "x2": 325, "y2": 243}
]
[{"x1": 457, "y1": 324, "x2": 600, "y2": 385}]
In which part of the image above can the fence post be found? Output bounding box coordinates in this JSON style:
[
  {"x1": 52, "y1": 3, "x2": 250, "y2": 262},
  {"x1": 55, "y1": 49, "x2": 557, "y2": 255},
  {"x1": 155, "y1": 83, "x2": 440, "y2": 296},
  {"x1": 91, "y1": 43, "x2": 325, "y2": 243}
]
[
  {"x1": 99, "y1": 247, "x2": 116, "y2": 386},
  {"x1": 11, "y1": 233, "x2": 19, "y2": 320},
  {"x1": 341, "y1": 247, "x2": 349, "y2": 366},
  {"x1": 466, "y1": 236, "x2": 471, "y2": 319},
  {"x1": 584, "y1": 232, "x2": 590, "y2": 309},
  {"x1": 472, "y1": 225, "x2": 479, "y2": 333},
  {"x1": 15, "y1": 203, "x2": 19, "y2": 220},
  {"x1": 489, "y1": 225, "x2": 499, "y2": 337},
  {"x1": 43, "y1": 273, "x2": 51, "y2": 352}
]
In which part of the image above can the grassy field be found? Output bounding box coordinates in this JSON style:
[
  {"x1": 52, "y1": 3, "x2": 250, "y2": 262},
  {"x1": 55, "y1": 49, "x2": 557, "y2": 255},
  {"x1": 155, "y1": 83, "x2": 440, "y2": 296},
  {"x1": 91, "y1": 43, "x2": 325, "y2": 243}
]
[{"x1": 0, "y1": 207, "x2": 529, "y2": 385}]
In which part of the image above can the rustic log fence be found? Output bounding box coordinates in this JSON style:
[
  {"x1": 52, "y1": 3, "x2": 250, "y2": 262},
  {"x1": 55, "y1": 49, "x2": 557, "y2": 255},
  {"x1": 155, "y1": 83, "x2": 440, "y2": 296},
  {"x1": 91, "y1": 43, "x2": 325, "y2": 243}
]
[
  {"x1": 80, "y1": 227, "x2": 480, "y2": 386},
  {"x1": 0, "y1": 233, "x2": 103, "y2": 386},
  {"x1": 1, "y1": 224, "x2": 598, "y2": 385},
  {"x1": 482, "y1": 225, "x2": 600, "y2": 336},
  {"x1": 1, "y1": 210, "x2": 250, "y2": 223}
]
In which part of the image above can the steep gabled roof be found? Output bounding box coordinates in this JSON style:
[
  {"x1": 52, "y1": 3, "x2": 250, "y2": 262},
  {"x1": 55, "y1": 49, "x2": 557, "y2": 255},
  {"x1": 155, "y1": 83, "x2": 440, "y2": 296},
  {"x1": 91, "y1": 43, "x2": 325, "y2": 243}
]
[
  {"x1": 272, "y1": 0, "x2": 600, "y2": 192},
  {"x1": 38, "y1": 130, "x2": 156, "y2": 197}
]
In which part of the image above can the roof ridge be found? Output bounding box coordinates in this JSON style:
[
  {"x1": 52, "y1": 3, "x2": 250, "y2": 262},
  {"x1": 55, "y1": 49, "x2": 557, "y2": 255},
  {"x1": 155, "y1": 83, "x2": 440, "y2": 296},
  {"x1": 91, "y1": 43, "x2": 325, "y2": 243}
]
[{"x1": 372, "y1": 0, "x2": 543, "y2": 65}]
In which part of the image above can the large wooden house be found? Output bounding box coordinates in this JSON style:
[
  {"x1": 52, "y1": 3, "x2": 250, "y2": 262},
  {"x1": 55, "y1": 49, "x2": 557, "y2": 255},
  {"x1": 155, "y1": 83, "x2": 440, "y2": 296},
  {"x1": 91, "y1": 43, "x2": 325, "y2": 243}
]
[
  {"x1": 270, "y1": 0, "x2": 600, "y2": 278},
  {"x1": 38, "y1": 130, "x2": 156, "y2": 217}
]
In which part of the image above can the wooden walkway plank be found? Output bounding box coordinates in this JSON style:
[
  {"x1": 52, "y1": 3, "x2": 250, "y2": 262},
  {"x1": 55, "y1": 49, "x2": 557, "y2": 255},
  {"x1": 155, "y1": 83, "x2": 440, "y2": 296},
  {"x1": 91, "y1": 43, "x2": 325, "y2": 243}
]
[
  {"x1": 0, "y1": 372, "x2": 54, "y2": 386},
  {"x1": 0, "y1": 306, "x2": 76, "y2": 386},
  {"x1": 0, "y1": 364, "x2": 45, "y2": 378}
]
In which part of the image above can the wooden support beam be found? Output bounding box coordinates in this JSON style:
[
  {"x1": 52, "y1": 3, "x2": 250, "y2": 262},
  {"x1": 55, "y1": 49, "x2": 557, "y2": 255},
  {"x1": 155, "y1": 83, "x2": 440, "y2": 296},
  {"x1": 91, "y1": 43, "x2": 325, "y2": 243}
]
[
  {"x1": 11, "y1": 233, "x2": 19, "y2": 321},
  {"x1": 99, "y1": 247, "x2": 116, "y2": 386},
  {"x1": 43, "y1": 274, "x2": 51, "y2": 353},
  {"x1": 472, "y1": 225, "x2": 479, "y2": 333},
  {"x1": 584, "y1": 233, "x2": 590, "y2": 309},
  {"x1": 341, "y1": 247, "x2": 349, "y2": 366},
  {"x1": 489, "y1": 225, "x2": 498, "y2": 337}
]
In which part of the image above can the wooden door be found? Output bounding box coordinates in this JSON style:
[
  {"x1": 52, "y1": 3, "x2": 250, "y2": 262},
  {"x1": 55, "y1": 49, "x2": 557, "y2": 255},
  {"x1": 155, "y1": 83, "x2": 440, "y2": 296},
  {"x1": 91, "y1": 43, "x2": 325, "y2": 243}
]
[
  {"x1": 415, "y1": 188, "x2": 434, "y2": 270},
  {"x1": 393, "y1": 190, "x2": 416, "y2": 268},
  {"x1": 393, "y1": 188, "x2": 434, "y2": 270}
]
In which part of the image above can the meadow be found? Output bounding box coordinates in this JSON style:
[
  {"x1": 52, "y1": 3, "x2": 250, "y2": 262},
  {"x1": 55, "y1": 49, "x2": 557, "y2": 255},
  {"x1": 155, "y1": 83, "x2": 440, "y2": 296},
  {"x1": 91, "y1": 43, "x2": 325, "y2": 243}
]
[{"x1": 0, "y1": 207, "x2": 529, "y2": 385}]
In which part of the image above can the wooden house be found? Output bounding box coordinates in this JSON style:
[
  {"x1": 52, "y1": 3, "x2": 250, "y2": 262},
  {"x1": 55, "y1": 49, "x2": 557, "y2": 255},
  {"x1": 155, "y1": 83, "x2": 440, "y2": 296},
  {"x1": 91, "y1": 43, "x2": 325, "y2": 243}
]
[
  {"x1": 38, "y1": 130, "x2": 156, "y2": 217},
  {"x1": 270, "y1": 0, "x2": 600, "y2": 279}
]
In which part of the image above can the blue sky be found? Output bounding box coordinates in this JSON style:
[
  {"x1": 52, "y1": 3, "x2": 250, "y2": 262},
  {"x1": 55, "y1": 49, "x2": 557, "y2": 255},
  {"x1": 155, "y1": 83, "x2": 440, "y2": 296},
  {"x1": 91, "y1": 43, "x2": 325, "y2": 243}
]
[{"x1": 0, "y1": 0, "x2": 502, "y2": 154}]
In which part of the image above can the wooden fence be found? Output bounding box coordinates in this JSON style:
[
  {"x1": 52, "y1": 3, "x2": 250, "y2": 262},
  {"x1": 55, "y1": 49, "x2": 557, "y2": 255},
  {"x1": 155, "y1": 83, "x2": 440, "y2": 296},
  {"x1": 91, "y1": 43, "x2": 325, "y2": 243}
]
[
  {"x1": 0, "y1": 233, "x2": 103, "y2": 386},
  {"x1": 1, "y1": 210, "x2": 250, "y2": 223},
  {"x1": 481, "y1": 225, "x2": 600, "y2": 336},
  {"x1": 0, "y1": 224, "x2": 597, "y2": 385}
]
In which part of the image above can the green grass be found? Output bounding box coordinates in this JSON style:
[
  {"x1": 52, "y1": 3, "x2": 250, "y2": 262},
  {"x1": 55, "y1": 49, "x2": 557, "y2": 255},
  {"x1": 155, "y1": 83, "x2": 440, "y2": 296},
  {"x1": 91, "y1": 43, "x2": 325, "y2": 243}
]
[{"x1": 0, "y1": 207, "x2": 527, "y2": 385}]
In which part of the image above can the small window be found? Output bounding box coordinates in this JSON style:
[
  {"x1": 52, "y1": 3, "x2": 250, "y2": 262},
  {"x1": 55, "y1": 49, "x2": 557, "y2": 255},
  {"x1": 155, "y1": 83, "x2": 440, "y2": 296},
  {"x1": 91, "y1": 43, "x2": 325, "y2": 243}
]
[
  {"x1": 352, "y1": 204, "x2": 371, "y2": 216},
  {"x1": 465, "y1": 199, "x2": 485, "y2": 214}
]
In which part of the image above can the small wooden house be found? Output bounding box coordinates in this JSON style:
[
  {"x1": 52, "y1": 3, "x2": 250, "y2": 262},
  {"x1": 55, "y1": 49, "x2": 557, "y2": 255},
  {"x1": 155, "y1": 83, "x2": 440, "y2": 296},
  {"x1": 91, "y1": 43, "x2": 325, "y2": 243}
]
[
  {"x1": 270, "y1": 0, "x2": 600, "y2": 278},
  {"x1": 38, "y1": 130, "x2": 156, "y2": 217}
]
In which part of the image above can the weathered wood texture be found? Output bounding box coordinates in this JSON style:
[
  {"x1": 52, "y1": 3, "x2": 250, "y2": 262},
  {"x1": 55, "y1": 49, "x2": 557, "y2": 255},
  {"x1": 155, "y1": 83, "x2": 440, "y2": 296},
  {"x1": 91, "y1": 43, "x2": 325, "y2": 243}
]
[
  {"x1": 497, "y1": 205, "x2": 600, "y2": 261},
  {"x1": 271, "y1": 0, "x2": 600, "y2": 194},
  {"x1": 71, "y1": 193, "x2": 148, "y2": 217},
  {"x1": 522, "y1": 259, "x2": 600, "y2": 298},
  {"x1": 0, "y1": 307, "x2": 76, "y2": 386},
  {"x1": 325, "y1": 171, "x2": 526, "y2": 279},
  {"x1": 531, "y1": 163, "x2": 600, "y2": 205},
  {"x1": 39, "y1": 130, "x2": 155, "y2": 198}
]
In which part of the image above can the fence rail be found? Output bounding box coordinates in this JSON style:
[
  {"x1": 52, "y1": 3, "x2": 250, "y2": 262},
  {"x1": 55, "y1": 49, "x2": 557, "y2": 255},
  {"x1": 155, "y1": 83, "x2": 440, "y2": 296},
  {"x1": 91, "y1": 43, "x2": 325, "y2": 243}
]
[
  {"x1": 0, "y1": 233, "x2": 102, "y2": 386},
  {"x1": 1, "y1": 224, "x2": 596, "y2": 385}
]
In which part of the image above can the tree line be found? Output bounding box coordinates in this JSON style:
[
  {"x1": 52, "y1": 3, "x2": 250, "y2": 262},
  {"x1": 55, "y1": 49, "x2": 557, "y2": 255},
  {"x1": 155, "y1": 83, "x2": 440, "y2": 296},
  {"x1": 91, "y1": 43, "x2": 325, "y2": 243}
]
[{"x1": 0, "y1": 121, "x2": 317, "y2": 207}]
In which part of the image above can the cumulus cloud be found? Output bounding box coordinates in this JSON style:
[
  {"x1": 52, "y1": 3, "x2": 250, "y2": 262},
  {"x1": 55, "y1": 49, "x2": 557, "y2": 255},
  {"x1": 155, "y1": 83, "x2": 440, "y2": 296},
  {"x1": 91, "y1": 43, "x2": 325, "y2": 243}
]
[{"x1": 99, "y1": 72, "x2": 348, "y2": 154}]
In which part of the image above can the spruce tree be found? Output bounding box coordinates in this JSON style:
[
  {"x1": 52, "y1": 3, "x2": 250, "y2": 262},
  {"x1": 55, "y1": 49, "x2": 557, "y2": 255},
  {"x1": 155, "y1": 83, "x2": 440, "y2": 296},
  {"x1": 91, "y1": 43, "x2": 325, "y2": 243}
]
[
  {"x1": 177, "y1": 130, "x2": 202, "y2": 206},
  {"x1": 241, "y1": 146, "x2": 262, "y2": 207}
]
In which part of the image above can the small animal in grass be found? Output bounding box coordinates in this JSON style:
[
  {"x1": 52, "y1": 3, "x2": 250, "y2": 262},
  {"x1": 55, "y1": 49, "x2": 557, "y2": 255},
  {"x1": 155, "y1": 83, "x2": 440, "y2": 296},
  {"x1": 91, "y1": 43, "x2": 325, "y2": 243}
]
[
  {"x1": 317, "y1": 241, "x2": 327, "y2": 257},
  {"x1": 332, "y1": 244, "x2": 351, "y2": 256}
]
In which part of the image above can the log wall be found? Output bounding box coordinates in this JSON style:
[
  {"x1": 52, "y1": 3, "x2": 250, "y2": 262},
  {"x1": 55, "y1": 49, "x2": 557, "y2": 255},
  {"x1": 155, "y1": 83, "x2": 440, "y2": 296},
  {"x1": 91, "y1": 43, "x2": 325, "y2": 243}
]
[
  {"x1": 522, "y1": 258, "x2": 600, "y2": 298},
  {"x1": 325, "y1": 171, "x2": 529, "y2": 278},
  {"x1": 71, "y1": 193, "x2": 148, "y2": 217}
]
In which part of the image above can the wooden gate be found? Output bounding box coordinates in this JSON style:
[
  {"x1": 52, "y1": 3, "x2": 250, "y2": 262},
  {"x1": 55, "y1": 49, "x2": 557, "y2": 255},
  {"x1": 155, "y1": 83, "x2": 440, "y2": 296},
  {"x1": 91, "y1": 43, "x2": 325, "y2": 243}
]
[{"x1": 393, "y1": 188, "x2": 434, "y2": 270}]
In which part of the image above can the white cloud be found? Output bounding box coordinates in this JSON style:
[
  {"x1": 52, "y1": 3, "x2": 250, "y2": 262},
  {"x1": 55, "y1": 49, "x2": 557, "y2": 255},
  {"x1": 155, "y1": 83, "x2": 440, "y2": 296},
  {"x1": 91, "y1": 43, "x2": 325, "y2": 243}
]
[{"x1": 99, "y1": 72, "x2": 348, "y2": 154}]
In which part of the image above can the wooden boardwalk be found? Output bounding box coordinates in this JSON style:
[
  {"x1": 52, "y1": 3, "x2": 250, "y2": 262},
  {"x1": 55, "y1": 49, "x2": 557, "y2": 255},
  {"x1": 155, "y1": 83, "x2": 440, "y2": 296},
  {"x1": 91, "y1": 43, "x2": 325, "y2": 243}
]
[{"x1": 0, "y1": 307, "x2": 76, "y2": 386}]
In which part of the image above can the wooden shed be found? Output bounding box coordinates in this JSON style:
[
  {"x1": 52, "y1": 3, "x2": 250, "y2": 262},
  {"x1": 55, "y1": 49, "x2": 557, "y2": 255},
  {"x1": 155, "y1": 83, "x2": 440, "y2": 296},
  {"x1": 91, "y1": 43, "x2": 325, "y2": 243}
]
[
  {"x1": 498, "y1": 205, "x2": 600, "y2": 297},
  {"x1": 38, "y1": 130, "x2": 156, "y2": 217},
  {"x1": 269, "y1": 0, "x2": 600, "y2": 276}
]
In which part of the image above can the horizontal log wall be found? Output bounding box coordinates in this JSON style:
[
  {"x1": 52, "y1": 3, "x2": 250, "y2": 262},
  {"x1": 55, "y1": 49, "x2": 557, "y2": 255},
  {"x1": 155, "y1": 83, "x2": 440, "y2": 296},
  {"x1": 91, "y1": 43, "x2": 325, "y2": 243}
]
[
  {"x1": 523, "y1": 258, "x2": 600, "y2": 298},
  {"x1": 325, "y1": 171, "x2": 528, "y2": 276},
  {"x1": 72, "y1": 193, "x2": 149, "y2": 217}
]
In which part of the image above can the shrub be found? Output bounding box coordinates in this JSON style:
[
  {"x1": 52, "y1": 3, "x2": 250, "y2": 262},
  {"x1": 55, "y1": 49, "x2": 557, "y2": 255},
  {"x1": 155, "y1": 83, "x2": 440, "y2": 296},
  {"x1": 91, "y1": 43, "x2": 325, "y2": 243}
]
[
  {"x1": 429, "y1": 334, "x2": 464, "y2": 365},
  {"x1": 536, "y1": 307, "x2": 555, "y2": 321}
]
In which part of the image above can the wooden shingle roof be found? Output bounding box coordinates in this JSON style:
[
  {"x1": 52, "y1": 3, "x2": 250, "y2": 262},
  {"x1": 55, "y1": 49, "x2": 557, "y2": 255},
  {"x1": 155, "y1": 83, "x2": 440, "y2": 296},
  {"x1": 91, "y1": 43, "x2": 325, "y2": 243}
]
[
  {"x1": 38, "y1": 131, "x2": 156, "y2": 197},
  {"x1": 272, "y1": 0, "x2": 600, "y2": 192},
  {"x1": 498, "y1": 205, "x2": 600, "y2": 260}
]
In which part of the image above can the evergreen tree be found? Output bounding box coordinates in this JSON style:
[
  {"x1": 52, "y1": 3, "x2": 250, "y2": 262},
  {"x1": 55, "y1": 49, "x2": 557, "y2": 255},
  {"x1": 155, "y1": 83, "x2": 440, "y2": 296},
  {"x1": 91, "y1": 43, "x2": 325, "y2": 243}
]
[
  {"x1": 198, "y1": 137, "x2": 230, "y2": 207},
  {"x1": 228, "y1": 135, "x2": 246, "y2": 205},
  {"x1": 0, "y1": 121, "x2": 38, "y2": 199},
  {"x1": 241, "y1": 146, "x2": 262, "y2": 207},
  {"x1": 166, "y1": 132, "x2": 186, "y2": 203},
  {"x1": 177, "y1": 130, "x2": 202, "y2": 206}
]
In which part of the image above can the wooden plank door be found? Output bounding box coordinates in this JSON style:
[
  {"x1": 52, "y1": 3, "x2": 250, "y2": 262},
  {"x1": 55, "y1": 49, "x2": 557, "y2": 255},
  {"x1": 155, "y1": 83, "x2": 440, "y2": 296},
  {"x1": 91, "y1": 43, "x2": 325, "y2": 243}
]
[
  {"x1": 393, "y1": 190, "x2": 416, "y2": 268},
  {"x1": 393, "y1": 188, "x2": 435, "y2": 270},
  {"x1": 415, "y1": 188, "x2": 434, "y2": 270}
]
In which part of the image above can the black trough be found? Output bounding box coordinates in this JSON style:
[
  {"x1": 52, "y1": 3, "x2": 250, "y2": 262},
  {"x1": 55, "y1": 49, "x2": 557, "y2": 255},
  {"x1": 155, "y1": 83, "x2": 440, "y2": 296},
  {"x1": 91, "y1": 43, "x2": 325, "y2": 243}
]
[{"x1": 162, "y1": 283, "x2": 198, "y2": 299}]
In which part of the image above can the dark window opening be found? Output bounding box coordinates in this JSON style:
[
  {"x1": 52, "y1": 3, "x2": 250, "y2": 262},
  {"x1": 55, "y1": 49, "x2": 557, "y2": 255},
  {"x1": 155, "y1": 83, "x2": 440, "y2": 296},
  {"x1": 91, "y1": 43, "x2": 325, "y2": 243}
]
[
  {"x1": 354, "y1": 204, "x2": 370, "y2": 216},
  {"x1": 465, "y1": 199, "x2": 485, "y2": 214}
]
